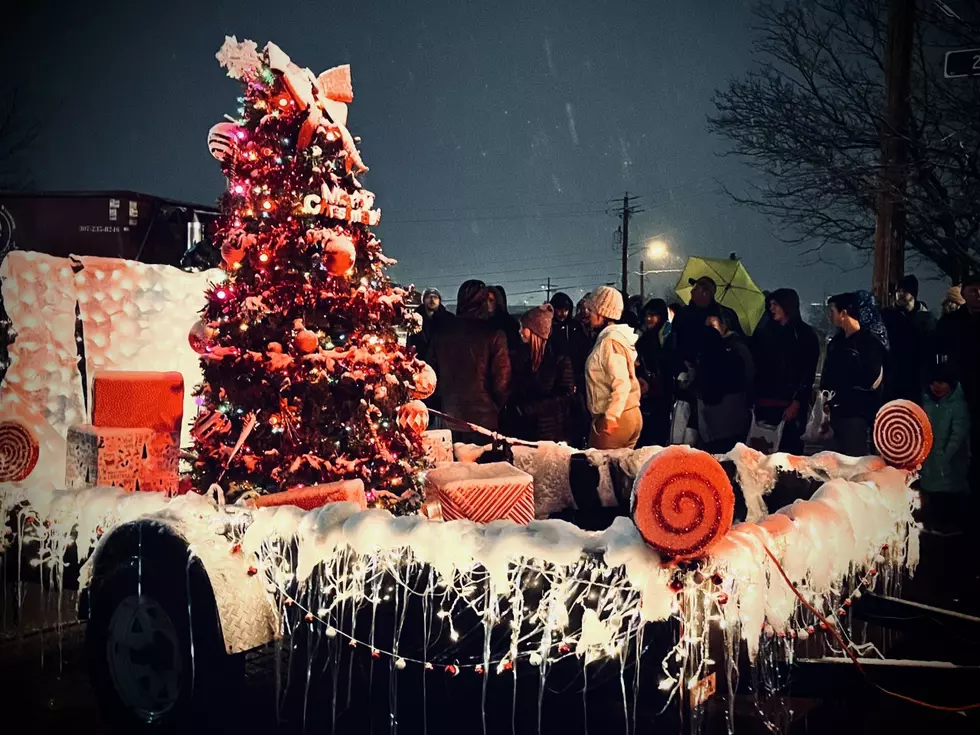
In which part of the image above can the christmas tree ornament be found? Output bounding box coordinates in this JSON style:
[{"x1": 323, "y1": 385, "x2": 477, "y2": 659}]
[
  {"x1": 208, "y1": 121, "x2": 243, "y2": 162},
  {"x1": 191, "y1": 410, "x2": 233, "y2": 442},
  {"x1": 322, "y1": 233, "x2": 356, "y2": 276},
  {"x1": 267, "y1": 342, "x2": 283, "y2": 353},
  {"x1": 410, "y1": 362, "x2": 437, "y2": 400},
  {"x1": 396, "y1": 400, "x2": 429, "y2": 434},
  {"x1": 294, "y1": 329, "x2": 320, "y2": 354},
  {"x1": 0, "y1": 420, "x2": 40, "y2": 482},
  {"x1": 188, "y1": 319, "x2": 217, "y2": 354},
  {"x1": 630, "y1": 446, "x2": 735, "y2": 561},
  {"x1": 873, "y1": 399, "x2": 933, "y2": 470}
]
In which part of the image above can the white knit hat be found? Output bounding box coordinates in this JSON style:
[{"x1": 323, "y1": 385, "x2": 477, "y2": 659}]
[{"x1": 589, "y1": 285, "x2": 623, "y2": 321}]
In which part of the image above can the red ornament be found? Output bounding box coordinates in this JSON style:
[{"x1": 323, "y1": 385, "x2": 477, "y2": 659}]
[
  {"x1": 371, "y1": 650, "x2": 381, "y2": 660},
  {"x1": 268, "y1": 342, "x2": 283, "y2": 353},
  {"x1": 837, "y1": 608, "x2": 847, "y2": 617},
  {"x1": 711, "y1": 573, "x2": 724, "y2": 586},
  {"x1": 294, "y1": 329, "x2": 320, "y2": 354},
  {"x1": 396, "y1": 400, "x2": 429, "y2": 434},
  {"x1": 247, "y1": 566, "x2": 258, "y2": 576},
  {"x1": 188, "y1": 319, "x2": 217, "y2": 354},
  {"x1": 669, "y1": 579, "x2": 685, "y2": 593},
  {"x1": 843, "y1": 599, "x2": 852, "y2": 608},
  {"x1": 806, "y1": 625, "x2": 815, "y2": 634},
  {"x1": 716, "y1": 592, "x2": 729, "y2": 605},
  {"x1": 230, "y1": 543, "x2": 242, "y2": 555},
  {"x1": 322, "y1": 233, "x2": 356, "y2": 276},
  {"x1": 558, "y1": 643, "x2": 571, "y2": 655},
  {"x1": 410, "y1": 362, "x2": 438, "y2": 400},
  {"x1": 475, "y1": 665, "x2": 484, "y2": 675},
  {"x1": 305, "y1": 613, "x2": 315, "y2": 623},
  {"x1": 501, "y1": 660, "x2": 513, "y2": 672},
  {"x1": 444, "y1": 664, "x2": 459, "y2": 676}
]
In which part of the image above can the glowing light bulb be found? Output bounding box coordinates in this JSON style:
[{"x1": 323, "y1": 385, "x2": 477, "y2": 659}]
[
  {"x1": 215, "y1": 289, "x2": 228, "y2": 300},
  {"x1": 234, "y1": 185, "x2": 244, "y2": 194},
  {"x1": 262, "y1": 200, "x2": 273, "y2": 211},
  {"x1": 258, "y1": 252, "x2": 270, "y2": 263}
]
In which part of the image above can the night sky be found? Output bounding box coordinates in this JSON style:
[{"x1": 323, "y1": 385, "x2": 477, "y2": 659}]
[{"x1": 9, "y1": 0, "x2": 926, "y2": 314}]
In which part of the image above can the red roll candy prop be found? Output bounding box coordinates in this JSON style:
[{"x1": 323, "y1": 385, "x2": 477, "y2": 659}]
[
  {"x1": 631, "y1": 446, "x2": 735, "y2": 561},
  {"x1": 873, "y1": 399, "x2": 933, "y2": 470},
  {"x1": 0, "y1": 420, "x2": 40, "y2": 482}
]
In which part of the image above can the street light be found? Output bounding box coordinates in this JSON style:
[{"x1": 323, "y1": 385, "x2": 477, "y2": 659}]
[{"x1": 647, "y1": 239, "x2": 668, "y2": 259}]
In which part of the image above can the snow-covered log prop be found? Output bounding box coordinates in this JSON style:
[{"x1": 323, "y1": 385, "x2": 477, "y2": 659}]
[
  {"x1": 630, "y1": 446, "x2": 734, "y2": 561},
  {"x1": 873, "y1": 399, "x2": 933, "y2": 470},
  {"x1": 0, "y1": 445, "x2": 917, "y2": 700}
]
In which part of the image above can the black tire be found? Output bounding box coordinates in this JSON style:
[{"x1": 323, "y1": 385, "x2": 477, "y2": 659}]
[{"x1": 85, "y1": 544, "x2": 244, "y2": 734}]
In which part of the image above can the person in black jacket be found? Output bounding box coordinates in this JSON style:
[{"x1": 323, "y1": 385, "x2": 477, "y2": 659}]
[
  {"x1": 407, "y1": 287, "x2": 449, "y2": 362},
  {"x1": 428, "y1": 280, "x2": 511, "y2": 443},
  {"x1": 506, "y1": 304, "x2": 576, "y2": 443},
  {"x1": 636, "y1": 299, "x2": 672, "y2": 446},
  {"x1": 752, "y1": 288, "x2": 820, "y2": 455},
  {"x1": 549, "y1": 292, "x2": 592, "y2": 377},
  {"x1": 820, "y1": 292, "x2": 885, "y2": 457},
  {"x1": 882, "y1": 274, "x2": 937, "y2": 404},
  {"x1": 669, "y1": 276, "x2": 744, "y2": 374},
  {"x1": 488, "y1": 285, "x2": 522, "y2": 354}
]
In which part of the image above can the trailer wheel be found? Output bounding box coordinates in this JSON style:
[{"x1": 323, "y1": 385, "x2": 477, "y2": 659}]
[{"x1": 85, "y1": 552, "x2": 244, "y2": 733}]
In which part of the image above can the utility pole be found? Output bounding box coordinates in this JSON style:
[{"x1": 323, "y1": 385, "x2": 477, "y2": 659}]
[
  {"x1": 546, "y1": 277, "x2": 552, "y2": 302},
  {"x1": 639, "y1": 260, "x2": 645, "y2": 303},
  {"x1": 610, "y1": 192, "x2": 644, "y2": 299},
  {"x1": 872, "y1": 0, "x2": 915, "y2": 306}
]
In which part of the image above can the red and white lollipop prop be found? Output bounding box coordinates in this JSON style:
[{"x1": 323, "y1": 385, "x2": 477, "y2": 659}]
[{"x1": 873, "y1": 399, "x2": 933, "y2": 470}]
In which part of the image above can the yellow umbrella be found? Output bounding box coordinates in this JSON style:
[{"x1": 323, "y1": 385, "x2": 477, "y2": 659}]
[{"x1": 674, "y1": 256, "x2": 766, "y2": 335}]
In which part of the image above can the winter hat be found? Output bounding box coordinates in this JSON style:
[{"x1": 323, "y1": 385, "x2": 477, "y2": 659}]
[
  {"x1": 521, "y1": 304, "x2": 554, "y2": 340},
  {"x1": 689, "y1": 276, "x2": 718, "y2": 295},
  {"x1": 456, "y1": 280, "x2": 488, "y2": 318},
  {"x1": 589, "y1": 285, "x2": 624, "y2": 321},
  {"x1": 549, "y1": 291, "x2": 574, "y2": 313},
  {"x1": 899, "y1": 274, "x2": 919, "y2": 298},
  {"x1": 422, "y1": 287, "x2": 442, "y2": 301}
]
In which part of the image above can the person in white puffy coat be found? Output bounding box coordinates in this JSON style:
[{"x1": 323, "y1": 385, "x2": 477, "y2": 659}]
[{"x1": 584, "y1": 286, "x2": 643, "y2": 449}]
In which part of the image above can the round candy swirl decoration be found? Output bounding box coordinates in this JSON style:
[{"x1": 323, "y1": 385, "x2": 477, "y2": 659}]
[
  {"x1": 873, "y1": 399, "x2": 933, "y2": 470},
  {"x1": 631, "y1": 446, "x2": 735, "y2": 561},
  {"x1": 0, "y1": 420, "x2": 40, "y2": 482}
]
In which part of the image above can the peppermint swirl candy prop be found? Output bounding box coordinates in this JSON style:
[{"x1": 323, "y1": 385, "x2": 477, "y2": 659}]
[
  {"x1": 631, "y1": 446, "x2": 735, "y2": 561},
  {"x1": 873, "y1": 399, "x2": 933, "y2": 470},
  {"x1": 0, "y1": 420, "x2": 40, "y2": 482}
]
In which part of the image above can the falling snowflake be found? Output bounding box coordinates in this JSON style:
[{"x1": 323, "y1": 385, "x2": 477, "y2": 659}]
[{"x1": 215, "y1": 36, "x2": 262, "y2": 80}]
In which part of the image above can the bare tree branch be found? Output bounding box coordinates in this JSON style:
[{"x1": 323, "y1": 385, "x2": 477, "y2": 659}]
[{"x1": 709, "y1": 0, "x2": 980, "y2": 280}]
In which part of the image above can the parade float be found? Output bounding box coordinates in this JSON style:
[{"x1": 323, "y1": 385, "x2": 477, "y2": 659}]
[{"x1": 0, "y1": 38, "x2": 940, "y2": 733}]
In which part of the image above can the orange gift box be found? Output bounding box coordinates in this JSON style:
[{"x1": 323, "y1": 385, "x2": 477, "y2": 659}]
[{"x1": 92, "y1": 371, "x2": 185, "y2": 438}]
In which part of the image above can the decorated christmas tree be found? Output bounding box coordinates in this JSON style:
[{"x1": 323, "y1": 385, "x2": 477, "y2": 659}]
[{"x1": 190, "y1": 37, "x2": 435, "y2": 514}]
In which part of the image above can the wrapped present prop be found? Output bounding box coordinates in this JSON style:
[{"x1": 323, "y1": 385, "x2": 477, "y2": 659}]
[
  {"x1": 249, "y1": 479, "x2": 368, "y2": 512},
  {"x1": 424, "y1": 462, "x2": 534, "y2": 525},
  {"x1": 422, "y1": 429, "x2": 453, "y2": 464},
  {"x1": 874, "y1": 399, "x2": 933, "y2": 470},
  {"x1": 631, "y1": 446, "x2": 734, "y2": 561},
  {"x1": 92, "y1": 371, "x2": 185, "y2": 440},
  {"x1": 66, "y1": 425, "x2": 154, "y2": 492},
  {"x1": 65, "y1": 425, "x2": 178, "y2": 493}
]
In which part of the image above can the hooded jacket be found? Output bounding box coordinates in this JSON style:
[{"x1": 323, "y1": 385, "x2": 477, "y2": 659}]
[
  {"x1": 428, "y1": 281, "x2": 511, "y2": 430},
  {"x1": 549, "y1": 292, "x2": 592, "y2": 377},
  {"x1": 752, "y1": 289, "x2": 820, "y2": 407},
  {"x1": 585, "y1": 324, "x2": 642, "y2": 421},
  {"x1": 882, "y1": 300, "x2": 936, "y2": 403}
]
